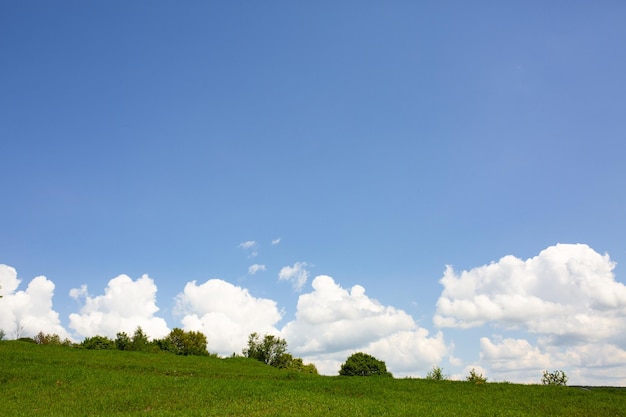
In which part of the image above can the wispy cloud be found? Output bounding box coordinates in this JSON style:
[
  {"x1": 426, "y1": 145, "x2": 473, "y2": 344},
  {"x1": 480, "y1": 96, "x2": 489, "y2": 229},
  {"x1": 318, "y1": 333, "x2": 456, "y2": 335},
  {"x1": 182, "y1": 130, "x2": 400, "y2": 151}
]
[
  {"x1": 238, "y1": 241, "x2": 256, "y2": 250},
  {"x1": 271, "y1": 238, "x2": 281, "y2": 245},
  {"x1": 248, "y1": 264, "x2": 266, "y2": 275},
  {"x1": 238, "y1": 240, "x2": 258, "y2": 257}
]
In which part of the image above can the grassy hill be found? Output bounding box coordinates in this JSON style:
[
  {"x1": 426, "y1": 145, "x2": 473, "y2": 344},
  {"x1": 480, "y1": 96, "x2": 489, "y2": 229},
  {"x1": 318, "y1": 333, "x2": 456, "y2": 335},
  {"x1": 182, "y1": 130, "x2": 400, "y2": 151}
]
[{"x1": 1, "y1": 341, "x2": 625, "y2": 416}]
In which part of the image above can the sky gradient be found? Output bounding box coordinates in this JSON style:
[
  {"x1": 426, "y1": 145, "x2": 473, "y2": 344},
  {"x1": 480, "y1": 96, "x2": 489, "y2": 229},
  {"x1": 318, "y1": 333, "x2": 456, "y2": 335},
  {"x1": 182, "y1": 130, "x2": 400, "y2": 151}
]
[{"x1": 2, "y1": 1, "x2": 626, "y2": 385}]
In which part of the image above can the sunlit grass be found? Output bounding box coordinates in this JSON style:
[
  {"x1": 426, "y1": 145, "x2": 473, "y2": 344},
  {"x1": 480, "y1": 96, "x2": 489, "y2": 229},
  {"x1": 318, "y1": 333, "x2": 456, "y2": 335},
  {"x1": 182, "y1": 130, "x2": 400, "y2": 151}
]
[{"x1": 1, "y1": 341, "x2": 625, "y2": 416}]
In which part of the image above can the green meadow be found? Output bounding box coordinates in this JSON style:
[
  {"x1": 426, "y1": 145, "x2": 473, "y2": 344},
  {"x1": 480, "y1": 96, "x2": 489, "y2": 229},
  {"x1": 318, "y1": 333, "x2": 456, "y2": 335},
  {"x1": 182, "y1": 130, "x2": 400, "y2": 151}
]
[{"x1": 1, "y1": 341, "x2": 624, "y2": 416}]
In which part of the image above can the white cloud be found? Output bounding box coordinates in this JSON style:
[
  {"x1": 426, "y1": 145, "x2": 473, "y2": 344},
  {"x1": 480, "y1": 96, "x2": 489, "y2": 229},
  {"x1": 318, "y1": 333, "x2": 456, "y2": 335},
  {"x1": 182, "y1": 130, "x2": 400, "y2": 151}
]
[
  {"x1": 271, "y1": 238, "x2": 281, "y2": 245},
  {"x1": 239, "y1": 240, "x2": 258, "y2": 257},
  {"x1": 0, "y1": 264, "x2": 71, "y2": 339},
  {"x1": 238, "y1": 241, "x2": 256, "y2": 249},
  {"x1": 248, "y1": 264, "x2": 266, "y2": 275},
  {"x1": 175, "y1": 279, "x2": 283, "y2": 356},
  {"x1": 68, "y1": 274, "x2": 169, "y2": 340},
  {"x1": 281, "y1": 275, "x2": 450, "y2": 376},
  {"x1": 434, "y1": 244, "x2": 626, "y2": 342},
  {"x1": 278, "y1": 262, "x2": 310, "y2": 291},
  {"x1": 435, "y1": 243, "x2": 626, "y2": 385},
  {"x1": 479, "y1": 336, "x2": 626, "y2": 385}
]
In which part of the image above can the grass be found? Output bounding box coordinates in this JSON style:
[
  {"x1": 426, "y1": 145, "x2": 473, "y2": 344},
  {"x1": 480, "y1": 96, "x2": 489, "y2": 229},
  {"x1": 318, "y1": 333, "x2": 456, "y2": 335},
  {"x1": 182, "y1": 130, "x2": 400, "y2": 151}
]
[{"x1": 1, "y1": 341, "x2": 625, "y2": 416}]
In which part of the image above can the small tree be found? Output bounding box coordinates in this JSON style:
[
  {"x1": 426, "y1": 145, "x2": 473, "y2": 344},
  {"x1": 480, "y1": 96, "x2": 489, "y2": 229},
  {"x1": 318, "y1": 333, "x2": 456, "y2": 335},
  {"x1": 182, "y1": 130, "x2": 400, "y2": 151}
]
[
  {"x1": 115, "y1": 331, "x2": 132, "y2": 351},
  {"x1": 426, "y1": 365, "x2": 448, "y2": 381},
  {"x1": 164, "y1": 328, "x2": 208, "y2": 356},
  {"x1": 243, "y1": 332, "x2": 288, "y2": 367},
  {"x1": 339, "y1": 352, "x2": 392, "y2": 377},
  {"x1": 34, "y1": 332, "x2": 72, "y2": 346},
  {"x1": 542, "y1": 370, "x2": 568, "y2": 386},
  {"x1": 466, "y1": 368, "x2": 487, "y2": 384},
  {"x1": 0, "y1": 329, "x2": 5, "y2": 340},
  {"x1": 131, "y1": 327, "x2": 150, "y2": 351}
]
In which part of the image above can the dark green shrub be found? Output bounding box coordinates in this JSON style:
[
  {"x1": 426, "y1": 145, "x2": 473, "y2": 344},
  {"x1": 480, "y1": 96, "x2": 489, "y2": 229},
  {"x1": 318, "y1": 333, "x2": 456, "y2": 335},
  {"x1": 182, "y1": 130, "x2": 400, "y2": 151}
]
[
  {"x1": 164, "y1": 328, "x2": 208, "y2": 356},
  {"x1": 80, "y1": 335, "x2": 116, "y2": 350},
  {"x1": 339, "y1": 352, "x2": 392, "y2": 377}
]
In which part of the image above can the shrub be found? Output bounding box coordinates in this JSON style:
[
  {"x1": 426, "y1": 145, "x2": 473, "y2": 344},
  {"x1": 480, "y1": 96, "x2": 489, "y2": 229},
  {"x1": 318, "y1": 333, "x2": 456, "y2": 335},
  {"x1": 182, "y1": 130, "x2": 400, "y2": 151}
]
[
  {"x1": 339, "y1": 352, "x2": 393, "y2": 377},
  {"x1": 243, "y1": 333, "x2": 287, "y2": 367},
  {"x1": 542, "y1": 370, "x2": 568, "y2": 386},
  {"x1": 33, "y1": 331, "x2": 72, "y2": 346},
  {"x1": 466, "y1": 368, "x2": 487, "y2": 384},
  {"x1": 163, "y1": 328, "x2": 208, "y2": 356},
  {"x1": 243, "y1": 332, "x2": 317, "y2": 373},
  {"x1": 425, "y1": 365, "x2": 448, "y2": 381},
  {"x1": 0, "y1": 329, "x2": 5, "y2": 340},
  {"x1": 80, "y1": 335, "x2": 116, "y2": 350}
]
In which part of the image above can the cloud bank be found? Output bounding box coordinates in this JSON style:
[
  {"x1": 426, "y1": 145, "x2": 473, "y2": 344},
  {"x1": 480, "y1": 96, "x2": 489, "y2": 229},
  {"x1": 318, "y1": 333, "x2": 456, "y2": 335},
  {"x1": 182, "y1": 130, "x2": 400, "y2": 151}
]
[
  {"x1": 281, "y1": 275, "x2": 449, "y2": 376},
  {"x1": 0, "y1": 264, "x2": 70, "y2": 339},
  {"x1": 2, "y1": 243, "x2": 626, "y2": 385},
  {"x1": 68, "y1": 274, "x2": 170, "y2": 340},
  {"x1": 435, "y1": 243, "x2": 626, "y2": 384},
  {"x1": 175, "y1": 279, "x2": 283, "y2": 355}
]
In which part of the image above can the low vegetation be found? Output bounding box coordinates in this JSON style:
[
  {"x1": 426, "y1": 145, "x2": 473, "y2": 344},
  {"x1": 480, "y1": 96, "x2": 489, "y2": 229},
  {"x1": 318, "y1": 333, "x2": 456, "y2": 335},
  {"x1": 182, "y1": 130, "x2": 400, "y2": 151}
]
[
  {"x1": 1, "y1": 333, "x2": 625, "y2": 416},
  {"x1": 339, "y1": 352, "x2": 392, "y2": 377},
  {"x1": 542, "y1": 369, "x2": 569, "y2": 386}
]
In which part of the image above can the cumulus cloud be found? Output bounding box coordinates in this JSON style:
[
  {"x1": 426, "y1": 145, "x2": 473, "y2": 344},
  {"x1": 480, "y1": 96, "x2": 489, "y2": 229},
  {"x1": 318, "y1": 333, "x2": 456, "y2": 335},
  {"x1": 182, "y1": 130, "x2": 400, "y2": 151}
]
[
  {"x1": 68, "y1": 274, "x2": 169, "y2": 340},
  {"x1": 175, "y1": 279, "x2": 283, "y2": 355},
  {"x1": 282, "y1": 275, "x2": 450, "y2": 376},
  {"x1": 434, "y1": 244, "x2": 626, "y2": 342},
  {"x1": 248, "y1": 264, "x2": 266, "y2": 275},
  {"x1": 278, "y1": 262, "x2": 310, "y2": 291},
  {"x1": 0, "y1": 264, "x2": 70, "y2": 339},
  {"x1": 435, "y1": 243, "x2": 626, "y2": 385}
]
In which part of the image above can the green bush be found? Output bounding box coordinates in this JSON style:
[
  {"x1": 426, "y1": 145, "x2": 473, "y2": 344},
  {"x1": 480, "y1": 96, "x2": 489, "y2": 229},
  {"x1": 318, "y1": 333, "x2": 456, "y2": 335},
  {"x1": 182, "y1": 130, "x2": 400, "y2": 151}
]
[
  {"x1": 162, "y1": 328, "x2": 208, "y2": 356},
  {"x1": 33, "y1": 332, "x2": 72, "y2": 346},
  {"x1": 466, "y1": 368, "x2": 487, "y2": 384},
  {"x1": 425, "y1": 365, "x2": 448, "y2": 381},
  {"x1": 339, "y1": 352, "x2": 392, "y2": 377},
  {"x1": 243, "y1": 332, "x2": 317, "y2": 373},
  {"x1": 542, "y1": 370, "x2": 568, "y2": 386},
  {"x1": 80, "y1": 335, "x2": 116, "y2": 350}
]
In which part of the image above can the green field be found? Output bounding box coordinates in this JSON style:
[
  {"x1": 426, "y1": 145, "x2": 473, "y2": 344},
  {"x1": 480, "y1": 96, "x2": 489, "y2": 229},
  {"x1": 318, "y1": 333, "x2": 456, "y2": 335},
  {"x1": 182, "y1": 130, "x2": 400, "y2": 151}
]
[{"x1": 1, "y1": 341, "x2": 624, "y2": 416}]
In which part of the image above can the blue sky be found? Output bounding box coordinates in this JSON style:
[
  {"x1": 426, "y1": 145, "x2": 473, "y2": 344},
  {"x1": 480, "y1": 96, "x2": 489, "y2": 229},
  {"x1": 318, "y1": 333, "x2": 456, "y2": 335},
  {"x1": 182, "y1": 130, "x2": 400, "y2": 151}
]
[{"x1": 2, "y1": 1, "x2": 626, "y2": 385}]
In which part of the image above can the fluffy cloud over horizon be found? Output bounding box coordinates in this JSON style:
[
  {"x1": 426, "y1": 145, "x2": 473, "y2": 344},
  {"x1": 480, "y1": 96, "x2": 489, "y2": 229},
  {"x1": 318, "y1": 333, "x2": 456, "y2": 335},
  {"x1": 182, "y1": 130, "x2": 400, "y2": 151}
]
[
  {"x1": 175, "y1": 279, "x2": 283, "y2": 355},
  {"x1": 0, "y1": 264, "x2": 70, "y2": 339},
  {"x1": 435, "y1": 243, "x2": 626, "y2": 384},
  {"x1": 282, "y1": 275, "x2": 450, "y2": 376},
  {"x1": 2, "y1": 242, "x2": 626, "y2": 385},
  {"x1": 68, "y1": 274, "x2": 170, "y2": 340}
]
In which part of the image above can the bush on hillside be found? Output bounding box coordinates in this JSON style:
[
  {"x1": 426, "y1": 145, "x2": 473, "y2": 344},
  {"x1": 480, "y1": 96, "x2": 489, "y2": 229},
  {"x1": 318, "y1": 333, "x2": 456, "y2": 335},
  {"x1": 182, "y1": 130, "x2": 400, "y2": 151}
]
[
  {"x1": 243, "y1": 332, "x2": 318, "y2": 374},
  {"x1": 339, "y1": 352, "x2": 392, "y2": 377},
  {"x1": 34, "y1": 331, "x2": 72, "y2": 346},
  {"x1": 80, "y1": 335, "x2": 116, "y2": 350},
  {"x1": 425, "y1": 365, "x2": 448, "y2": 381},
  {"x1": 542, "y1": 370, "x2": 568, "y2": 386},
  {"x1": 160, "y1": 328, "x2": 208, "y2": 356},
  {"x1": 466, "y1": 368, "x2": 487, "y2": 384}
]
